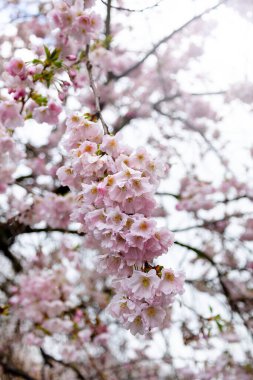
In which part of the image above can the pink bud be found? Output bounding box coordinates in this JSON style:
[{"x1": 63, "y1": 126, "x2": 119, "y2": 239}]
[{"x1": 66, "y1": 55, "x2": 77, "y2": 61}]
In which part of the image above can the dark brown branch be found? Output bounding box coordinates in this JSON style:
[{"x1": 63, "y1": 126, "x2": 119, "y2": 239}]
[
  {"x1": 21, "y1": 226, "x2": 84, "y2": 235},
  {"x1": 113, "y1": 113, "x2": 142, "y2": 134},
  {"x1": 0, "y1": 361, "x2": 37, "y2": 380},
  {"x1": 175, "y1": 241, "x2": 214, "y2": 265},
  {"x1": 40, "y1": 348, "x2": 87, "y2": 380},
  {"x1": 156, "y1": 192, "x2": 180, "y2": 199},
  {"x1": 0, "y1": 221, "x2": 84, "y2": 239},
  {"x1": 0, "y1": 245, "x2": 22, "y2": 272},
  {"x1": 0, "y1": 224, "x2": 22, "y2": 272}
]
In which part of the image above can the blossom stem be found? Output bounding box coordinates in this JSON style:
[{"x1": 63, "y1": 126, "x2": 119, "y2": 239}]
[{"x1": 86, "y1": 45, "x2": 109, "y2": 134}]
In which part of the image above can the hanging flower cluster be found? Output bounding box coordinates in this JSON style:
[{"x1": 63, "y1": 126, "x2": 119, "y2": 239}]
[{"x1": 57, "y1": 113, "x2": 184, "y2": 334}]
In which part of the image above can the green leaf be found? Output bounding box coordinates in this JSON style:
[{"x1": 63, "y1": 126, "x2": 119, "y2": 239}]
[
  {"x1": 32, "y1": 59, "x2": 43, "y2": 65},
  {"x1": 31, "y1": 92, "x2": 48, "y2": 106},
  {"x1": 0, "y1": 304, "x2": 9, "y2": 316},
  {"x1": 50, "y1": 48, "x2": 61, "y2": 61},
  {"x1": 53, "y1": 60, "x2": 63, "y2": 68},
  {"x1": 44, "y1": 45, "x2": 51, "y2": 60},
  {"x1": 103, "y1": 35, "x2": 113, "y2": 49},
  {"x1": 216, "y1": 321, "x2": 224, "y2": 332},
  {"x1": 33, "y1": 73, "x2": 43, "y2": 82},
  {"x1": 25, "y1": 112, "x2": 33, "y2": 120},
  {"x1": 43, "y1": 71, "x2": 54, "y2": 88},
  {"x1": 35, "y1": 324, "x2": 51, "y2": 336}
]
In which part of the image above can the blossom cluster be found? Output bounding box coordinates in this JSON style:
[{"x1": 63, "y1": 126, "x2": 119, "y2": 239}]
[
  {"x1": 176, "y1": 176, "x2": 250, "y2": 213},
  {"x1": 3, "y1": 57, "x2": 63, "y2": 124},
  {"x1": 176, "y1": 176, "x2": 215, "y2": 212},
  {"x1": 9, "y1": 241, "x2": 109, "y2": 354},
  {"x1": 49, "y1": 0, "x2": 103, "y2": 53},
  {"x1": 57, "y1": 113, "x2": 184, "y2": 334},
  {"x1": 10, "y1": 267, "x2": 75, "y2": 329},
  {"x1": 1, "y1": 1, "x2": 104, "y2": 121},
  {"x1": 108, "y1": 268, "x2": 184, "y2": 335},
  {"x1": 22, "y1": 193, "x2": 74, "y2": 229},
  {"x1": 0, "y1": 103, "x2": 24, "y2": 193}
]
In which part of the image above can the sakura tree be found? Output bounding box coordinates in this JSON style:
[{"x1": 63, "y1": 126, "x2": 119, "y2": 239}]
[{"x1": 0, "y1": 0, "x2": 252, "y2": 379}]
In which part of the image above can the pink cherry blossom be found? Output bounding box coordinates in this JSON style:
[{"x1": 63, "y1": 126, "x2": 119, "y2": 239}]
[
  {"x1": 124, "y1": 269, "x2": 160, "y2": 300},
  {"x1": 5, "y1": 58, "x2": 27, "y2": 80},
  {"x1": 33, "y1": 102, "x2": 62, "y2": 125},
  {"x1": 159, "y1": 268, "x2": 185, "y2": 295},
  {"x1": 0, "y1": 101, "x2": 24, "y2": 129}
]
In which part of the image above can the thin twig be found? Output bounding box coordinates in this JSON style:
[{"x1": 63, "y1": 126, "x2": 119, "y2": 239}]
[
  {"x1": 154, "y1": 90, "x2": 226, "y2": 109},
  {"x1": 86, "y1": 45, "x2": 109, "y2": 134},
  {"x1": 154, "y1": 107, "x2": 232, "y2": 173},
  {"x1": 100, "y1": 0, "x2": 163, "y2": 13},
  {"x1": 175, "y1": 241, "x2": 253, "y2": 338},
  {"x1": 105, "y1": 0, "x2": 112, "y2": 44},
  {"x1": 172, "y1": 212, "x2": 250, "y2": 233}
]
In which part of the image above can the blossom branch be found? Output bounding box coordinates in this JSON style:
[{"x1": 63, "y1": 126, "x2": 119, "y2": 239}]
[
  {"x1": 155, "y1": 108, "x2": 232, "y2": 173},
  {"x1": 172, "y1": 213, "x2": 251, "y2": 233},
  {"x1": 110, "y1": 0, "x2": 227, "y2": 80},
  {"x1": 86, "y1": 46, "x2": 109, "y2": 134},
  {"x1": 175, "y1": 241, "x2": 253, "y2": 338},
  {"x1": 154, "y1": 90, "x2": 227, "y2": 109}
]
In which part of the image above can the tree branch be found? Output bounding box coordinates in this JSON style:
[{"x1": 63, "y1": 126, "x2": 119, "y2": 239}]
[
  {"x1": 105, "y1": 0, "x2": 112, "y2": 44},
  {"x1": 0, "y1": 361, "x2": 37, "y2": 380},
  {"x1": 110, "y1": 0, "x2": 227, "y2": 80},
  {"x1": 40, "y1": 348, "x2": 87, "y2": 380},
  {"x1": 86, "y1": 46, "x2": 109, "y2": 134},
  {"x1": 0, "y1": 223, "x2": 22, "y2": 272},
  {"x1": 100, "y1": 0, "x2": 163, "y2": 13},
  {"x1": 171, "y1": 212, "x2": 250, "y2": 233},
  {"x1": 175, "y1": 241, "x2": 253, "y2": 337}
]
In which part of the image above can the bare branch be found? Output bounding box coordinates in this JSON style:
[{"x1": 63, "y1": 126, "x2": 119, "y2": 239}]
[
  {"x1": 154, "y1": 106, "x2": 232, "y2": 172},
  {"x1": 100, "y1": 0, "x2": 164, "y2": 13},
  {"x1": 175, "y1": 241, "x2": 253, "y2": 337}
]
